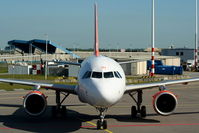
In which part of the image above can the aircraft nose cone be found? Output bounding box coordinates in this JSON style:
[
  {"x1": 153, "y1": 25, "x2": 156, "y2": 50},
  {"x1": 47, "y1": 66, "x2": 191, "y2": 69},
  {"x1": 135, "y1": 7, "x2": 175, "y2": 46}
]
[{"x1": 88, "y1": 79, "x2": 124, "y2": 107}]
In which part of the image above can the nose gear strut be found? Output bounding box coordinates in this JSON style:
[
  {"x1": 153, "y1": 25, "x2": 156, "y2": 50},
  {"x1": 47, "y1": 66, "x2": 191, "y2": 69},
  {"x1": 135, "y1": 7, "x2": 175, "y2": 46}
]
[{"x1": 96, "y1": 108, "x2": 107, "y2": 129}]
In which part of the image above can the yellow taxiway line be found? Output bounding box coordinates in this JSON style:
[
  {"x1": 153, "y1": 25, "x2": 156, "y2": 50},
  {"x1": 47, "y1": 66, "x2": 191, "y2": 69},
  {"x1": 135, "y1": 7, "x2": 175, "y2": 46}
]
[{"x1": 76, "y1": 117, "x2": 113, "y2": 133}]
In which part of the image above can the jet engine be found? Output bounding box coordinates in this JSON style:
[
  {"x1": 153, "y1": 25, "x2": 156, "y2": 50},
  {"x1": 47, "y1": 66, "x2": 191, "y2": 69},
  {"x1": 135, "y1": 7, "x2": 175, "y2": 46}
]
[
  {"x1": 23, "y1": 90, "x2": 47, "y2": 116},
  {"x1": 153, "y1": 90, "x2": 177, "y2": 116}
]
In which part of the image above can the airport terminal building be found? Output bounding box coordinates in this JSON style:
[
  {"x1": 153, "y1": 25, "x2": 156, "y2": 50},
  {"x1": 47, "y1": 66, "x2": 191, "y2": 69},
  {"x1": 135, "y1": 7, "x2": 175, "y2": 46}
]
[
  {"x1": 161, "y1": 48, "x2": 195, "y2": 63},
  {"x1": 0, "y1": 40, "x2": 183, "y2": 76},
  {"x1": 1, "y1": 39, "x2": 80, "y2": 62}
]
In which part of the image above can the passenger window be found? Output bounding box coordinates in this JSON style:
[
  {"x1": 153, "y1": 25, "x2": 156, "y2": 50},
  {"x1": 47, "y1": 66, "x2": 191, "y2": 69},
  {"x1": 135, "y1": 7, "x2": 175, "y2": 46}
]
[
  {"x1": 104, "y1": 72, "x2": 114, "y2": 78},
  {"x1": 114, "y1": 71, "x2": 120, "y2": 78},
  {"x1": 92, "y1": 71, "x2": 102, "y2": 78},
  {"x1": 82, "y1": 71, "x2": 91, "y2": 79}
]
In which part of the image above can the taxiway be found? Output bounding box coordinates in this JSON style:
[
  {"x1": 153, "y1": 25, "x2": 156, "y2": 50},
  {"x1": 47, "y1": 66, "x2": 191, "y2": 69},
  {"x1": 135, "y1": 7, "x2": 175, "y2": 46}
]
[{"x1": 0, "y1": 81, "x2": 199, "y2": 133}]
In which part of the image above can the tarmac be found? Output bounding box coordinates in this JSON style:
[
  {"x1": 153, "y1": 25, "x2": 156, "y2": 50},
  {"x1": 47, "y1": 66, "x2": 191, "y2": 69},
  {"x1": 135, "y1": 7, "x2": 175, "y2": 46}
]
[{"x1": 1, "y1": 72, "x2": 199, "y2": 133}]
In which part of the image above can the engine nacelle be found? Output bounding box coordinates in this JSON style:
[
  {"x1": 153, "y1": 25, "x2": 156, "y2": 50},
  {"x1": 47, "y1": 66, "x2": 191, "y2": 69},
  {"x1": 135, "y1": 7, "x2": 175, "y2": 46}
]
[
  {"x1": 153, "y1": 90, "x2": 177, "y2": 116},
  {"x1": 23, "y1": 91, "x2": 47, "y2": 116}
]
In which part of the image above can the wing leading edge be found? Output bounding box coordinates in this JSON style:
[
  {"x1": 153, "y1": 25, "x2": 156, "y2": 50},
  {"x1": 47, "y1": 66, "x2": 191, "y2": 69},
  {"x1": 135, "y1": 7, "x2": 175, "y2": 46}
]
[
  {"x1": 0, "y1": 78, "x2": 77, "y2": 94},
  {"x1": 54, "y1": 61, "x2": 81, "y2": 66},
  {"x1": 125, "y1": 77, "x2": 199, "y2": 93}
]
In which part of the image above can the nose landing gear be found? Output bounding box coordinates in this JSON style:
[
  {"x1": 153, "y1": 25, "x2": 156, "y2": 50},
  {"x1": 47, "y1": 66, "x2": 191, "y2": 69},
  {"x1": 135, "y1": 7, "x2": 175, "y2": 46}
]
[{"x1": 96, "y1": 108, "x2": 107, "y2": 130}]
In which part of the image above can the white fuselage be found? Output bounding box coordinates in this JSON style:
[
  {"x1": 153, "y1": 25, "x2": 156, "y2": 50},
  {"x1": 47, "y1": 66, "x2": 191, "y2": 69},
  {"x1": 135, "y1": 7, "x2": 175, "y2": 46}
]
[{"x1": 77, "y1": 55, "x2": 126, "y2": 108}]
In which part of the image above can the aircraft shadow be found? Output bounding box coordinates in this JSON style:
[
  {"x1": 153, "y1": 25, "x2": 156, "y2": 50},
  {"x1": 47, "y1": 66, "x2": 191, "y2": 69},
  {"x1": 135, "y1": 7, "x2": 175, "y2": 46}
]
[
  {"x1": 106, "y1": 115, "x2": 160, "y2": 123},
  {"x1": 148, "y1": 111, "x2": 199, "y2": 117},
  {"x1": 0, "y1": 104, "x2": 160, "y2": 132},
  {"x1": 0, "y1": 105, "x2": 83, "y2": 133},
  {"x1": 1, "y1": 104, "x2": 198, "y2": 132},
  {"x1": 78, "y1": 113, "x2": 160, "y2": 123},
  {"x1": 0, "y1": 103, "x2": 22, "y2": 108},
  {"x1": 78, "y1": 111, "x2": 199, "y2": 124}
]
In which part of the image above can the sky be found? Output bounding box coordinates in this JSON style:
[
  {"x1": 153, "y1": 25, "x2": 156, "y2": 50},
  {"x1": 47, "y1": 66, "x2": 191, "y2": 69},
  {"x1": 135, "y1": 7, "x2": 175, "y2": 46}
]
[{"x1": 0, "y1": 0, "x2": 197, "y2": 49}]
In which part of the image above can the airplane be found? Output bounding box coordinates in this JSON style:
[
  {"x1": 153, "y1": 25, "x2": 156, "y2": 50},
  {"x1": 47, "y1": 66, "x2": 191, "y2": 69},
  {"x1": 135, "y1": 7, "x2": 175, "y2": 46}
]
[{"x1": 1, "y1": 3, "x2": 199, "y2": 130}]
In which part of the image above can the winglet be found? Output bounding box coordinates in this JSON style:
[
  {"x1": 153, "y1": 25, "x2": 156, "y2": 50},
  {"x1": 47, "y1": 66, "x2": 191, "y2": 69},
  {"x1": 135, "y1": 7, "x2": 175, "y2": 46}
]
[{"x1": 94, "y1": 3, "x2": 99, "y2": 56}]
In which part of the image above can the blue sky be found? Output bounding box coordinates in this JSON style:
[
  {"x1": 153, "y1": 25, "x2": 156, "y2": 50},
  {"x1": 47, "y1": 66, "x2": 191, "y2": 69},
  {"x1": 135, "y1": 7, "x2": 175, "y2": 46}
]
[{"x1": 0, "y1": 0, "x2": 197, "y2": 49}]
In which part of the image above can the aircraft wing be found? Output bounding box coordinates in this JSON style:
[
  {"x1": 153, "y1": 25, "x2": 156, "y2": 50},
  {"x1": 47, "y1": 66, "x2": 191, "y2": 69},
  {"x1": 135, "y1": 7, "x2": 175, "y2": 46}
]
[
  {"x1": 125, "y1": 77, "x2": 199, "y2": 93},
  {"x1": 55, "y1": 61, "x2": 81, "y2": 66},
  {"x1": 0, "y1": 78, "x2": 77, "y2": 94},
  {"x1": 118, "y1": 60, "x2": 146, "y2": 65}
]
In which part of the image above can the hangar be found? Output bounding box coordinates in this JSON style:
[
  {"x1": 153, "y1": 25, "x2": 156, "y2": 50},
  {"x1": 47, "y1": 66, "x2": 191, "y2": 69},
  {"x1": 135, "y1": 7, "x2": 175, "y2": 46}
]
[
  {"x1": 161, "y1": 48, "x2": 194, "y2": 63},
  {"x1": 7, "y1": 39, "x2": 80, "y2": 58}
]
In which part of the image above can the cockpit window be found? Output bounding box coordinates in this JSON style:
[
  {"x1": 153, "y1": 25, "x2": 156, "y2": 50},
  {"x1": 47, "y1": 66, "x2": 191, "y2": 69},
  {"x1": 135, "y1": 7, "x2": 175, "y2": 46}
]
[
  {"x1": 83, "y1": 71, "x2": 121, "y2": 79},
  {"x1": 114, "y1": 71, "x2": 120, "y2": 78},
  {"x1": 82, "y1": 71, "x2": 92, "y2": 79},
  {"x1": 92, "y1": 71, "x2": 102, "y2": 78},
  {"x1": 116, "y1": 71, "x2": 122, "y2": 78},
  {"x1": 104, "y1": 72, "x2": 114, "y2": 78}
]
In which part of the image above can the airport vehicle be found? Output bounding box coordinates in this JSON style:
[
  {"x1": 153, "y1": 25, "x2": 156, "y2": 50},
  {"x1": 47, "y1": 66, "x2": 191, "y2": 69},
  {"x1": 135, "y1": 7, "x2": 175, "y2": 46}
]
[{"x1": 1, "y1": 4, "x2": 199, "y2": 130}]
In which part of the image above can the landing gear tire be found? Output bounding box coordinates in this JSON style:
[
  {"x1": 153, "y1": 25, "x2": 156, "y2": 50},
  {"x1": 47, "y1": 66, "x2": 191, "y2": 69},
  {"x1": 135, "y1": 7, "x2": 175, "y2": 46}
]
[
  {"x1": 97, "y1": 120, "x2": 107, "y2": 130},
  {"x1": 51, "y1": 106, "x2": 67, "y2": 118},
  {"x1": 103, "y1": 120, "x2": 107, "y2": 129},
  {"x1": 129, "y1": 91, "x2": 147, "y2": 119},
  {"x1": 52, "y1": 91, "x2": 69, "y2": 118},
  {"x1": 61, "y1": 106, "x2": 67, "y2": 117},
  {"x1": 140, "y1": 106, "x2": 146, "y2": 118},
  {"x1": 131, "y1": 106, "x2": 137, "y2": 118},
  {"x1": 97, "y1": 120, "x2": 101, "y2": 129},
  {"x1": 96, "y1": 108, "x2": 107, "y2": 130}
]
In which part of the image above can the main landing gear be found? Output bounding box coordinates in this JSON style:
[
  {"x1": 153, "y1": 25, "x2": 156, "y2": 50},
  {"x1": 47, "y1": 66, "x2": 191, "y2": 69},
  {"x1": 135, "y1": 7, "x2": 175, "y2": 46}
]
[
  {"x1": 129, "y1": 90, "x2": 146, "y2": 118},
  {"x1": 96, "y1": 108, "x2": 107, "y2": 130},
  {"x1": 51, "y1": 90, "x2": 69, "y2": 118}
]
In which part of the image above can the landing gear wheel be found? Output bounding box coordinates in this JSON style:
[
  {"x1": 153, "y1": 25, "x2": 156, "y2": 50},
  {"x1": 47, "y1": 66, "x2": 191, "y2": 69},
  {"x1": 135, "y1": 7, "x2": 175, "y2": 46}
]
[
  {"x1": 129, "y1": 91, "x2": 147, "y2": 119},
  {"x1": 97, "y1": 120, "x2": 102, "y2": 129},
  {"x1": 140, "y1": 106, "x2": 146, "y2": 118},
  {"x1": 61, "y1": 106, "x2": 67, "y2": 117},
  {"x1": 52, "y1": 91, "x2": 69, "y2": 118},
  {"x1": 97, "y1": 120, "x2": 107, "y2": 130},
  {"x1": 103, "y1": 120, "x2": 107, "y2": 129},
  {"x1": 51, "y1": 106, "x2": 67, "y2": 118},
  {"x1": 131, "y1": 106, "x2": 137, "y2": 118},
  {"x1": 96, "y1": 108, "x2": 107, "y2": 130}
]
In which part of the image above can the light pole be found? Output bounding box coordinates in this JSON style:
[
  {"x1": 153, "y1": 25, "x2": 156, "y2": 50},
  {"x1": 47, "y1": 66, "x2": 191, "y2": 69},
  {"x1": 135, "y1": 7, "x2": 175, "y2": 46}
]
[
  {"x1": 29, "y1": 43, "x2": 33, "y2": 66},
  {"x1": 117, "y1": 42, "x2": 119, "y2": 52},
  {"x1": 195, "y1": 0, "x2": 198, "y2": 70},
  {"x1": 150, "y1": 0, "x2": 155, "y2": 77},
  {"x1": 45, "y1": 34, "x2": 48, "y2": 80}
]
